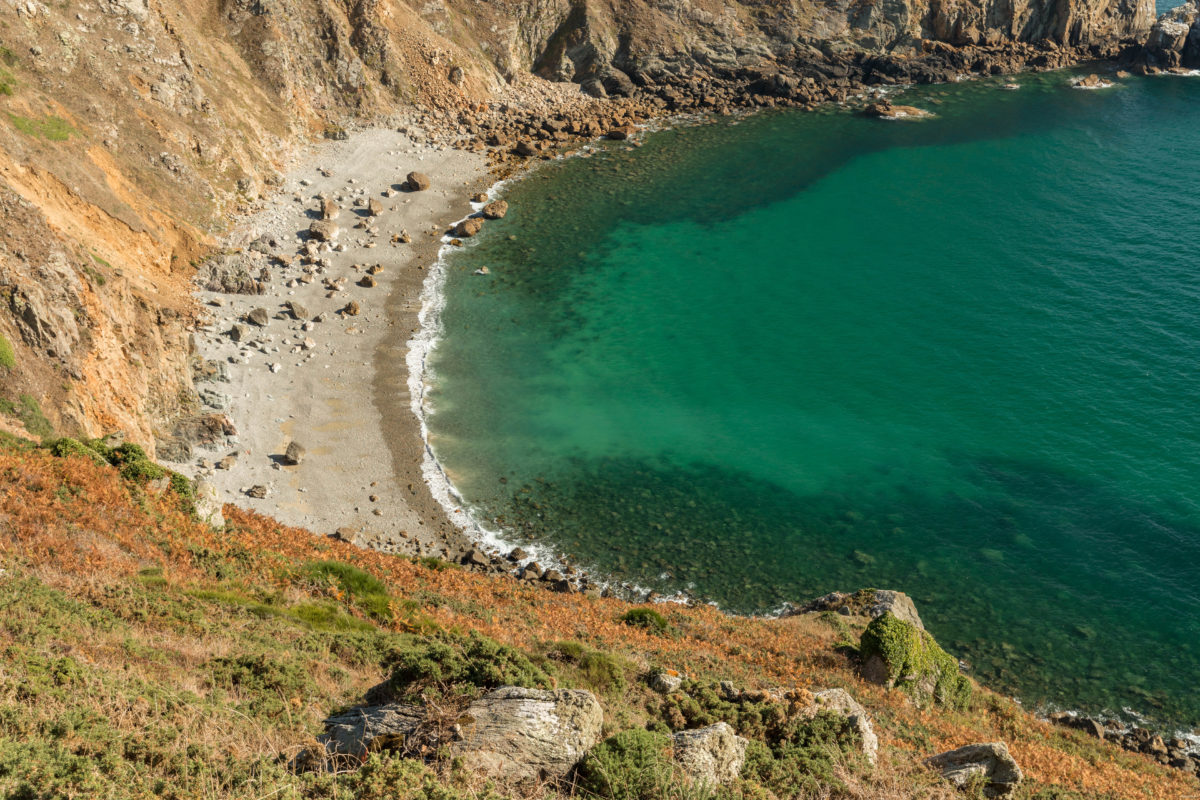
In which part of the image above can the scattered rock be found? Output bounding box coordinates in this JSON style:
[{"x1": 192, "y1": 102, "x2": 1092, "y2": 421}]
[
  {"x1": 451, "y1": 687, "x2": 603, "y2": 784},
  {"x1": 471, "y1": 192, "x2": 489, "y2": 203},
  {"x1": 287, "y1": 301, "x2": 310, "y2": 320},
  {"x1": 216, "y1": 454, "x2": 237, "y2": 470},
  {"x1": 406, "y1": 172, "x2": 431, "y2": 191},
  {"x1": 229, "y1": 324, "x2": 249, "y2": 342},
  {"x1": 309, "y1": 220, "x2": 339, "y2": 241},
  {"x1": 671, "y1": 722, "x2": 748, "y2": 786},
  {"x1": 321, "y1": 198, "x2": 339, "y2": 220},
  {"x1": 367, "y1": 197, "x2": 383, "y2": 217},
  {"x1": 283, "y1": 441, "x2": 305, "y2": 466},
  {"x1": 448, "y1": 65, "x2": 465, "y2": 86},
  {"x1": 648, "y1": 669, "x2": 683, "y2": 694},
  {"x1": 322, "y1": 703, "x2": 423, "y2": 759},
  {"x1": 482, "y1": 200, "x2": 508, "y2": 219},
  {"x1": 342, "y1": 300, "x2": 361, "y2": 316},
  {"x1": 606, "y1": 125, "x2": 636, "y2": 140},
  {"x1": 1047, "y1": 712, "x2": 1104, "y2": 740},
  {"x1": 359, "y1": 275, "x2": 377, "y2": 288},
  {"x1": 864, "y1": 101, "x2": 932, "y2": 119},
  {"x1": 926, "y1": 742, "x2": 1023, "y2": 798},
  {"x1": 247, "y1": 485, "x2": 268, "y2": 499},
  {"x1": 461, "y1": 549, "x2": 489, "y2": 567},
  {"x1": 246, "y1": 308, "x2": 270, "y2": 327}
]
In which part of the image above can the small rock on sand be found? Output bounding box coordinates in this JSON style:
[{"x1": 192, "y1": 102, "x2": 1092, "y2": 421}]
[
  {"x1": 246, "y1": 308, "x2": 270, "y2": 327},
  {"x1": 283, "y1": 441, "x2": 305, "y2": 466},
  {"x1": 368, "y1": 197, "x2": 383, "y2": 216},
  {"x1": 406, "y1": 172, "x2": 431, "y2": 191},
  {"x1": 359, "y1": 275, "x2": 377, "y2": 287},
  {"x1": 287, "y1": 301, "x2": 310, "y2": 320},
  {"x1": 321, "y1": 198, "x2": 339, "y2": 220},
  {"x1": 342, "y1": 300, "x2": 361, "y2": 316},
  {"x1": 247, "y1": 485, "x2": 269, "y2": 499}
]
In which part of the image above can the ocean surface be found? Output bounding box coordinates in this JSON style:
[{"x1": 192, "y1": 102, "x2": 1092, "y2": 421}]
[{"x1": 423, "y1": 70, "x2": 1200, "y2": 730}]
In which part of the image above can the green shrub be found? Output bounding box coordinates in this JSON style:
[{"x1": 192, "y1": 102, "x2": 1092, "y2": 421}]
[
  {"x1": 620, "y1": 608, "x2": 669, "y2": 634},
  {"x1": 859, "y1": 612, "x2": 972, "y2": 709},
  {"x1": 740, "y1": 711, "x2": 859, "y2": 795},
  {"x1": 208, "y1": 653, "x2": 315, "y2": 718},
  {"x1": 550, "y1": 641, "x2": 630, "y2": 696},
  {"x1": 0, "y1": 334, "x2": 13, "y2": 369},
  {"x1": 47, "y1": 438, "x2": 107, "y2": 466},
  {"x1": 1, "y1": 395, "x2": 54, "y2": 440},
  {"x1": 379, "y1": 630, "x2": 551, "y2": 701},
  {"x1": 575, "y1": 728, "x2": 676, "y2": 800},
  {"x1": 304, "y1": 560, "x2": 392, "y2": 621}
]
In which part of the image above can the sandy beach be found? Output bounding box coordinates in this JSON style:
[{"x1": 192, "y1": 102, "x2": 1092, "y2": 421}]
[{"x1": 181, "y1": 128, "x2": 491, "y2": 559}]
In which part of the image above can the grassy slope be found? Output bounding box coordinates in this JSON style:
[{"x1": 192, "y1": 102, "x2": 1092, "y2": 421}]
[{"x1": 0, "y1": 438, "x2": 1193, "y2": 800}]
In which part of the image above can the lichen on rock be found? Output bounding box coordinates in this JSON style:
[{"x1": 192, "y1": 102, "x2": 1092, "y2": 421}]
[{"x1": 859, "y1": 611, "x2": 972, "y2": 709}]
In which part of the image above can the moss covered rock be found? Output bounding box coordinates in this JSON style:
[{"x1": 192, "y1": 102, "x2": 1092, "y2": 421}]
[{"x1": 858, "y1": 612, "x2": 972, "y2": 709}]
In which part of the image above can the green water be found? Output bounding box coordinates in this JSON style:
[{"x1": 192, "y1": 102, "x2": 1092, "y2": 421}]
[{"x1": 426, "y1": 71, "x2": 1200, "y2": 728}]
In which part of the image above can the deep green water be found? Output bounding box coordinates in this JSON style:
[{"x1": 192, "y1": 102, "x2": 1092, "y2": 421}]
[{"x1": 425, "y1": 71, "x2": 1200, "y2": 729}]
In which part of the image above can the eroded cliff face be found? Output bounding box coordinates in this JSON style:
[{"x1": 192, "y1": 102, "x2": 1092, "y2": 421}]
[{"x1": 0, "y1": 0, "x2": 1155, "y2": 450}]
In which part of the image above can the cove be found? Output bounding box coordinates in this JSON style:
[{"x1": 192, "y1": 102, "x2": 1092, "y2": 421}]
[{"x1": 424, "y1": 70, "x2": 1200, "y2": 730}]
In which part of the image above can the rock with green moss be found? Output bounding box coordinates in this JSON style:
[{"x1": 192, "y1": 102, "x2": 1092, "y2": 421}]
[{"x1": 858, "y1": 612, "x2": 972, "y2": 709}]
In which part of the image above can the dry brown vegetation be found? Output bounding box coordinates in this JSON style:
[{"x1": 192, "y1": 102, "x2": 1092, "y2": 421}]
[{"x1": 0, "y1": 439, "x2": 1194, "y2": 799}]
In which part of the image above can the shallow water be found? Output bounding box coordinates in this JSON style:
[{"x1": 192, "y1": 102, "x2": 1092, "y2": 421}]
[{"x1": 426, "y1": 71, "x2": 1200, "y2": 729}]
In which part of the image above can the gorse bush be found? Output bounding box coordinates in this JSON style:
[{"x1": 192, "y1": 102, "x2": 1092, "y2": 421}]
[
  {"x1": 304, "y1": 560, "x2": 393, "y2": 621},
  {"x1": 620, "y1": 608, "x2": 670, "y2": 634},
  {"x1": 576, "y1": 728, "x2": 677, "y2": 800},
  {"x1": 379, "y1": 630, "x2": 552, "y2": 701}
]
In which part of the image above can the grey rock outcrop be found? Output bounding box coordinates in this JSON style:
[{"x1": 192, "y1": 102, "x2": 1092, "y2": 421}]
[
  {"x1": 322, "y1": 703, "x2": 424, "y2": 759},
  {"x1": 671, "y1": 722, "x2": 748, "y2": 786},
  {"x1": 1139, "y1": 2, "x2": 1200, "y2": 66},
  {"x1": 809, "y1": 689, "x2": 879, "y2": 766},
  {"x1": 926, "y1": 742, "x2": 1023, "y2": 798},
  {"x1": 193, "y1": 479, "x2": 224, "y2": 529},
  {"x1": 451, "y1": 686, "x2": 603, "y2": 784},
  {"x1": 791, "y1": 588, "x2": 925, "y2": 631},
  {"x1": 648, "y1": 669, "x2": 683, "y2": 694}
]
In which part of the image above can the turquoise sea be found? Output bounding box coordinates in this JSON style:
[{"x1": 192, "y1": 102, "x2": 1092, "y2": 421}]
[{"x1": 424, "y1": 70, "x2": 1200, "y2": 729}]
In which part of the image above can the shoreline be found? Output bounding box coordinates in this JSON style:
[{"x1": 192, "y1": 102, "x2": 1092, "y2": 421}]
[{"x1": 181, "y1": 128, "x2": 490, "y2": 561}]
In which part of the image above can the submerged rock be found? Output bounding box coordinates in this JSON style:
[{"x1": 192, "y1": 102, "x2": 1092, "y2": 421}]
[{"x1": 926, "y1": 742, "x2": 1023, "y2": 798}]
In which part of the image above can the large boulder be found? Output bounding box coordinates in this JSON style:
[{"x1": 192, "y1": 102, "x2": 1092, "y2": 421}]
[
  {"x1": 671, "y1": 722, "x2": 748, "y2": 786},
  {"x1": 808, "y1": 689, "x2": 878, "y2": 766},
  {"x1": 406, "y1": 171, "x2": 431, "y2": 191},
  {"x1": 859, "y1": 612, "x2": 971, "y2": 708},
  {"x1": 451, "y1": 686, "x2": 602, "y2": 784},
  {"x1": 321, "y1": 703, "x2": 423, "y2": 760},
  {"x1": 926, "y1": 742, "x2": 1023, "y2": 798}
]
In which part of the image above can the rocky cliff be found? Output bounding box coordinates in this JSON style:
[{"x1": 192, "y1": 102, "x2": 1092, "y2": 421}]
[{"x1": 0, "y1": 0, "x2": 1155, "y2": 450}]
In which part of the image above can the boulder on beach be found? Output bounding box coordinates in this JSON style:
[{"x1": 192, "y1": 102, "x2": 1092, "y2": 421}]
[
  {"x1": 482, "y1": 200, "x2": 508, "y2": 220},
  {"x1": 454, "y1": 217, "x2": 484, "y2": 237},
  {"x1": 246, "y1": 308, "x2": 270, "y2": 327},
  {"x1": 606, "y1": 125, "x2": 636, "y2": 140},
  {"x1": 321, "y1": 198, "x2": 339, "y2": 220},
  {"x1": 309, "y1": 220, "x2": 338, "y2": 241},
  {"x1": 406, "y1": 171, "x2": 431, "y2": 191},
  {"x1": 367, "y1": 197, "x2": 383, "y2": 217}
]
